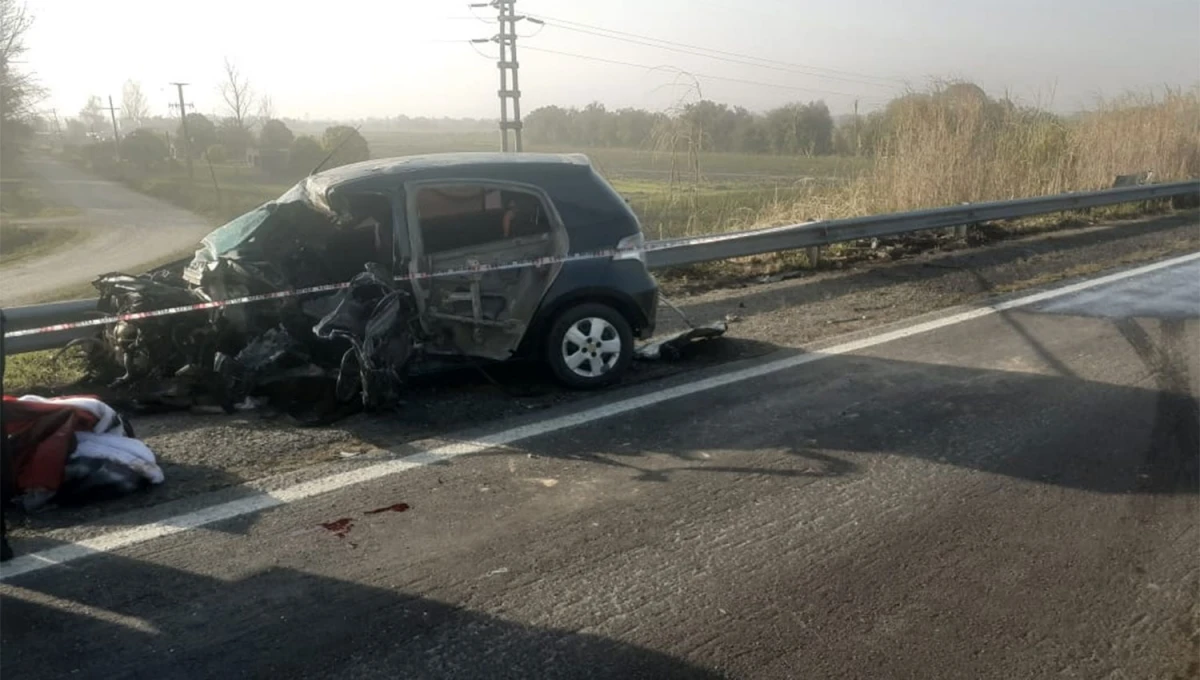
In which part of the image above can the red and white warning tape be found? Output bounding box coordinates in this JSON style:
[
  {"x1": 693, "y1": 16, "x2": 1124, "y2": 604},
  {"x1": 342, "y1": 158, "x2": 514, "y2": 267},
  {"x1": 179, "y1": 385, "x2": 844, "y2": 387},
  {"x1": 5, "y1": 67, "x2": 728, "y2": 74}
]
[{"x1": 3, "y1": 231, "x2": 745, "y2": 339}]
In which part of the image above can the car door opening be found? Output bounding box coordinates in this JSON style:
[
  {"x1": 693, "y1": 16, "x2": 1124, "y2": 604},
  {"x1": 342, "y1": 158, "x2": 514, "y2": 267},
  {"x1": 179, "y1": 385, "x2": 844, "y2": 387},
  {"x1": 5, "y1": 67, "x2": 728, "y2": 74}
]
[{"x1": 411, "y1": 184, "x2": 568, "y2": 360}]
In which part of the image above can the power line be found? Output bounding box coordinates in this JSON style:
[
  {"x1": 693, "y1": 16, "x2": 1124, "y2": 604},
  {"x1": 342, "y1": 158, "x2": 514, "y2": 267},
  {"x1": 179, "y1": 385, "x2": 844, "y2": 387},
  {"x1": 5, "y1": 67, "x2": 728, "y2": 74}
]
[
  {"x1": 516, "y1": 20, "x2": 546, "y2": 39},
  {"x1": 520, "y1": 45, "x2": 884, "y2": 101},
  {"x1": 461, "y1": 7, "x2": 495, "y2": 24},
  {"x1": 537, "y1": 20, "x2": 897, "y2": 91},
  {"x1": 524, "y1": 11, "x2": 907, "y2": 88},
  {"x1": 531, "y1": 11, "x2": 905, "y2": 86},
  {"x1": 468, "y1": 40, "x2": 498, "y2": 60}
]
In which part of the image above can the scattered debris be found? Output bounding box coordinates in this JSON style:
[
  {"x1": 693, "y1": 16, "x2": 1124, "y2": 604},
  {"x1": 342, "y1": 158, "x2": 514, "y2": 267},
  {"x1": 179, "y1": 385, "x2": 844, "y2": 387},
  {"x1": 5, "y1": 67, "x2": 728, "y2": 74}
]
[
  {"x1": 364, "y1": 503, "x2": 410, "y2": 515},
  {"x1": 485, "y1": 567, "x2": 510, "y2": 577},
  {"x1": 634, "y1": 320, "x2": 729, "y2": 361},
  {"x1": 757, "y1": 270, "x2": 806, "y2": 284},
  {"x1": 826, "y1": 315, "x2": 868, "y2": 325}
]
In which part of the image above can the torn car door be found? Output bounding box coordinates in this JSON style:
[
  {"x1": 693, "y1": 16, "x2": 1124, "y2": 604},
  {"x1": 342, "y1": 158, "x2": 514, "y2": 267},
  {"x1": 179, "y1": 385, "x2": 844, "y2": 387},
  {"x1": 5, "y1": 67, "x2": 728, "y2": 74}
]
[{"x1": 403, "y1": 180, "x2": 568, "y2": 361}]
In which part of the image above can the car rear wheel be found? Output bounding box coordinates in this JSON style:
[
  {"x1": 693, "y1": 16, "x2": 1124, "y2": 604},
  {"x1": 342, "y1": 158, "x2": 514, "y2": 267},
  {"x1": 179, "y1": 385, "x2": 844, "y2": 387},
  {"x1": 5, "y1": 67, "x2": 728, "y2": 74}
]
[{"x1": 545, "y1": 302, "x2": 633, "y2": 389}]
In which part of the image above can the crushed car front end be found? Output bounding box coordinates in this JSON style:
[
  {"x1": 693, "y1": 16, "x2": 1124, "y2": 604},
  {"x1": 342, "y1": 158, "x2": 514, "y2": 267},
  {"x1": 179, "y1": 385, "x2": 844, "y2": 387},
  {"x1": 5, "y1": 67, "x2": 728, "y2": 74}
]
[{"x1": 81, "y1": 170, "x2": 418, "y2": 421}]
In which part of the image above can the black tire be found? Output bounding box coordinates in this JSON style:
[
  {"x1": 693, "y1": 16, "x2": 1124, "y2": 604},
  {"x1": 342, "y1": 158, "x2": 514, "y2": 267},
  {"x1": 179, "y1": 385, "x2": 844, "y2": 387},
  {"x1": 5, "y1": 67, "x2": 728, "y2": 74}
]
[{"x1": 545, "y1": 302, "x2": 634, "y2": 389}]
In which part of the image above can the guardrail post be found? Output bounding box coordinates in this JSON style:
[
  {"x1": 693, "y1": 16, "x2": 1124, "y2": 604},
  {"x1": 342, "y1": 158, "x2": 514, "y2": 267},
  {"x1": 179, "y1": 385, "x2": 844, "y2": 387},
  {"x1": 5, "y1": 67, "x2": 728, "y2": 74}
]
[
  {"x1": 954, "y1": 224, "x2": 970, "y2": 239},
  {"x1": 806, "y1": 246, "x2": 821, "y2": 268}
]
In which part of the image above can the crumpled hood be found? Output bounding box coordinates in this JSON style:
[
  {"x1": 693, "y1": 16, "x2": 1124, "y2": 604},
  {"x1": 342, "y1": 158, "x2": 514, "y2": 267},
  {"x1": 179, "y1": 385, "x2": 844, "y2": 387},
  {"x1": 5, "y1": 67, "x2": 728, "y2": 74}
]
[{"x1": 184, "y1": 179, "x2": 336, "y2": 286}]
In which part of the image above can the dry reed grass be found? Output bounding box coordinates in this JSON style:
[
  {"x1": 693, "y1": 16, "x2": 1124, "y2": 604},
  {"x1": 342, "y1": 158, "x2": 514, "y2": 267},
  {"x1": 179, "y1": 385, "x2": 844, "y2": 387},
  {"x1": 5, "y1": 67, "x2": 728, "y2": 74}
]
[{"x1": 748, "y1": 82, "x2": 1199, "y2": 227}]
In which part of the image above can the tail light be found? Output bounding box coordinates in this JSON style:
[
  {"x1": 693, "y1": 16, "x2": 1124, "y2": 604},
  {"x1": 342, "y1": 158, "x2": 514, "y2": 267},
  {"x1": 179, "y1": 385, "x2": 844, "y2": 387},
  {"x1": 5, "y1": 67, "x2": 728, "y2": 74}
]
[{"x1": 613, "y1": 232, "x2": 645, "y2": 263}]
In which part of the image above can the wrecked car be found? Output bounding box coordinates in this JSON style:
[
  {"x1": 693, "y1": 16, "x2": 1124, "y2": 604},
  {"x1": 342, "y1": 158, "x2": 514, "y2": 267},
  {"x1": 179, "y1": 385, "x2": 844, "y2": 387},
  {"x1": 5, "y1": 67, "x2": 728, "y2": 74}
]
[{"x1": 78, "y1": 153, "x2": 661, "y2": 419}]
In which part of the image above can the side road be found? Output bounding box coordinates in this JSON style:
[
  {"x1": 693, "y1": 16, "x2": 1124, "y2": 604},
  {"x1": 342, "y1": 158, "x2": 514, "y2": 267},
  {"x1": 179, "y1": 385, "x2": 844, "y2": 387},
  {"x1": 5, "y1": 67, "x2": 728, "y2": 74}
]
[{"x1": 0, "y1": 157, "x2": 214, "y2": 306}]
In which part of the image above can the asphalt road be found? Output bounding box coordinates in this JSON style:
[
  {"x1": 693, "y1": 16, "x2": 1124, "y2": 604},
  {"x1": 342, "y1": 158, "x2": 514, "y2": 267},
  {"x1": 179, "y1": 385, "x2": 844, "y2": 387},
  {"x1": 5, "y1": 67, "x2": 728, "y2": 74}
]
[
  {"x1": 2, "y1": 254, "x2": 1197, "y2": 679},
  {"x1": 0, "y1": 157, "x2": 214, "y2": 305}
]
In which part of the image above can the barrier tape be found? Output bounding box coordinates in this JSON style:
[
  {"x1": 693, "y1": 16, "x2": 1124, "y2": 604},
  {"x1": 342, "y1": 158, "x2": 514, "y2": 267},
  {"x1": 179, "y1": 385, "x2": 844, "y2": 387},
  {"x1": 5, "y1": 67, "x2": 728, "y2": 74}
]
[{"x1": 3, "y1": 229, "x2": 754, "y2": 340}]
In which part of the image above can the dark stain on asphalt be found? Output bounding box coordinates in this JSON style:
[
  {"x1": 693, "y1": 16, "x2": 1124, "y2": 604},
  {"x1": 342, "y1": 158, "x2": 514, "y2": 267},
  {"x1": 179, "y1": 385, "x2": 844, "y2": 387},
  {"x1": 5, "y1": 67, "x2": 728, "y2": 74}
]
[
  {"x1": 365, "y1": 503, "x2": 411, "y2": 515},
  {"x1": 320, "y1": 518, "x2": 355, "y2": 538}
]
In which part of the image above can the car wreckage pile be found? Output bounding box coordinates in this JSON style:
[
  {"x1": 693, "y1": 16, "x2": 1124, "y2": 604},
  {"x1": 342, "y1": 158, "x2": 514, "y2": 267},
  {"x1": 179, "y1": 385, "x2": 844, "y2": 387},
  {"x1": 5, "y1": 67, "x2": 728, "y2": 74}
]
[
  {"x1": 71, "y1": 259, "x2": 416, "y2": 426},
  {"x1": 64, "y1": 192, "x2": 723, "y2": 426},
  {"x1": 51, "y1": 182, "x2": 428, "y2": 424}
]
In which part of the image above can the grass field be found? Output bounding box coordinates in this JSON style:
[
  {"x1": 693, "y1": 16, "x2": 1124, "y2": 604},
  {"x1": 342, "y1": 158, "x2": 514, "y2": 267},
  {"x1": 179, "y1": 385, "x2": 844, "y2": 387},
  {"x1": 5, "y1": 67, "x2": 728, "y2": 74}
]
[
  {"x1": 0, "y1": 222, "x2": 86, "y2": 265},
  {"x1": 5, "y1": 349, "x2": 86, "y2": 395},
  {"x1": 358, "y1": 129, "x2": 867, "y2": 181}
]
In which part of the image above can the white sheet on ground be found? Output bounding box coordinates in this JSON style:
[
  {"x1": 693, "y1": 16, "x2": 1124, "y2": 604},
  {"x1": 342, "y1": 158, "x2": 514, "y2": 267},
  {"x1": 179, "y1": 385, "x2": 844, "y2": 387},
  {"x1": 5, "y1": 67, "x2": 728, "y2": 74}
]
[{"x1": 72, "y1": 432, "x2": 165, "y2": 485}]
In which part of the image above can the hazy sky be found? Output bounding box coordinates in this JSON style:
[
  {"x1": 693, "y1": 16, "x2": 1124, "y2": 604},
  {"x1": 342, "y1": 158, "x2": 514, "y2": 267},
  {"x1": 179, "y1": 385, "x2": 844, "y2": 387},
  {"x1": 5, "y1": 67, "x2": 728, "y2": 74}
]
[{"x1": 24, "y1": 0, "x2": 1200, "y2": 122}]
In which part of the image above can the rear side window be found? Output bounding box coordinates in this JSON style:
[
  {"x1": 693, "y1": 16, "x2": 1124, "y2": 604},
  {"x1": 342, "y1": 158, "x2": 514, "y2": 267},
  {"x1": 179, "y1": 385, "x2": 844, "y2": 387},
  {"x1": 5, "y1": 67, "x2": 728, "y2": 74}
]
[{"x1": 415, "y1": 185, "x2": 552, "y2": 254}]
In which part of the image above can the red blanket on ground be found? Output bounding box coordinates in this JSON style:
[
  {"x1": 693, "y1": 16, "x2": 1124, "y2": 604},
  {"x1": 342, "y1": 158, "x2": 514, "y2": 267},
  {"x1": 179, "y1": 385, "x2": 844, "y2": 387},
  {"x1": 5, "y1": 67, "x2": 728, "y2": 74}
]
[{"x1": 2, "y1": 395, "x2": 101, "y2": 494}]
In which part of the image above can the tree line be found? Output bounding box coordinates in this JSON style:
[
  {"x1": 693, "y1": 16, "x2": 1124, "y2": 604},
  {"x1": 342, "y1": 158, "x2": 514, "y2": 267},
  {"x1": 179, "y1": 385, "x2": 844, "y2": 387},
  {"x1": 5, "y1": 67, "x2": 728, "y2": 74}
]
[
  {"x1": 60, "y1": 57, "x2": 369, "y2": 177},
  {"x1": 525, "y1": 100, "x2": 848, "y2": 156},
  {"x1": 107, "y1": 116, "x2": 369, "y2": 178},
  {"x1": 523, "y1": 89, "x2": 1025, "y2": 158}
]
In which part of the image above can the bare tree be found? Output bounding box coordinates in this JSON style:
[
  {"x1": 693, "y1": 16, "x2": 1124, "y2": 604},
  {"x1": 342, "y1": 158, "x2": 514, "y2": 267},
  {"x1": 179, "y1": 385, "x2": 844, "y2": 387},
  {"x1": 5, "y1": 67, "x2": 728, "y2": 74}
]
[
  {"x1": 218, "y1": 57, "x2": 255, "y2": 129},
  {"x1": 121, "y1": 79, "x2": 149, "y2": 127},
  {"x1": 79, "y1": 95, "x2": 105, "y2": 133},
  {"x1": 257, "y1": 95, "x2": 275, "y2": 124},
  {"x1": 1, "y1": 0, "x2": 45, "y2": 162}
]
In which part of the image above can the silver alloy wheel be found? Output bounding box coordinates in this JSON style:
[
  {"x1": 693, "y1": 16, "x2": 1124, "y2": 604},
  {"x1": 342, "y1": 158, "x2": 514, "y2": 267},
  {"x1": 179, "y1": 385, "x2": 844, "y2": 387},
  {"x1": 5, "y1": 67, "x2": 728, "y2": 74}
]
[{"x1": 561, "y1": 317, "x2": 622, "y2": 378}]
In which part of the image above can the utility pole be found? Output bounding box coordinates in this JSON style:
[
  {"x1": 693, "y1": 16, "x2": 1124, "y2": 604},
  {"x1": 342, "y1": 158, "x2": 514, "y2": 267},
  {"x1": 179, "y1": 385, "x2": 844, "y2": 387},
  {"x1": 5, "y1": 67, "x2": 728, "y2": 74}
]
[
  {"x1": 853, "y1": 99, "x2": 860, "y2": 157},
  {"x1": 471, "y1": 0, "x2": 540, "y2": 152},
  {"x1": 104, "y1": 95, "x2": 121, "y2": 160},
  {"x1": 49, "y1": 108, "x2": 62, "y2": 145},
  {"x1": 170, "y1": 82, "x2": 195, "y2": 178}
]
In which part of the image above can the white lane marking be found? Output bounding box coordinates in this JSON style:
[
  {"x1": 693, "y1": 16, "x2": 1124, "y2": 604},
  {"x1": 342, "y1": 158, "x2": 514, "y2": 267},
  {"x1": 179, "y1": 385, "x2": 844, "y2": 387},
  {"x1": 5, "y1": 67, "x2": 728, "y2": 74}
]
[
  {"x1": 0, "y1": 583, "x2": 162, "y2": 634},
  {"x1": 4, "y1": 250, "x2": 1199, "y2": 580}
]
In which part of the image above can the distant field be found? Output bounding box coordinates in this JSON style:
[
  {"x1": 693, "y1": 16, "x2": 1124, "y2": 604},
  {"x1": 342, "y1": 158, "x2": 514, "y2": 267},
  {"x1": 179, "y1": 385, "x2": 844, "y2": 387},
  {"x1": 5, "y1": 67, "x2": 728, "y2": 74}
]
[{"x1": 358, "y1": 130, "x2": 868, "y2": 183}]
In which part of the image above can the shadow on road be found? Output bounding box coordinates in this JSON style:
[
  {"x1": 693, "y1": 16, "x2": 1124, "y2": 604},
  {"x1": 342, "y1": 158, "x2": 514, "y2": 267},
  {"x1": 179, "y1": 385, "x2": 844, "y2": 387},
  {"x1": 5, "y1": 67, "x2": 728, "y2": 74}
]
[
  {"x1": 518, "y1": 314, "x2": 1199, "y2": 497},
  {"x1": 0, "y1": 549, "x2": 724, "y2": 680}
]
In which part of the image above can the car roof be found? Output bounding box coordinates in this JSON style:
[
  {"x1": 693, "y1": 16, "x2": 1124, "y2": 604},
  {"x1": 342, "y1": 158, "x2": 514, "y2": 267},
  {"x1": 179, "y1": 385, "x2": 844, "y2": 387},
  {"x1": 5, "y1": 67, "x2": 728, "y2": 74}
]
[{"x1": 306, "y1": 152, "x2": 594, "y2": 196}]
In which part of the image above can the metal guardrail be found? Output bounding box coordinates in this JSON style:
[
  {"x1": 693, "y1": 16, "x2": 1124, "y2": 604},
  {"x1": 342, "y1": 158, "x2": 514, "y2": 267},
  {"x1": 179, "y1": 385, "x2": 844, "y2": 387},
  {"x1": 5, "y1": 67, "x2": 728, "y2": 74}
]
[
  {"x1": 3, "y1": 300, "x2": 99, "y2": 356},
  {"x1": 646, "y1": 180, "x2": 1198, "y2": 268},
  {"x1": 3, "y1": 180, "x2": 1197, "y2": 356}
]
